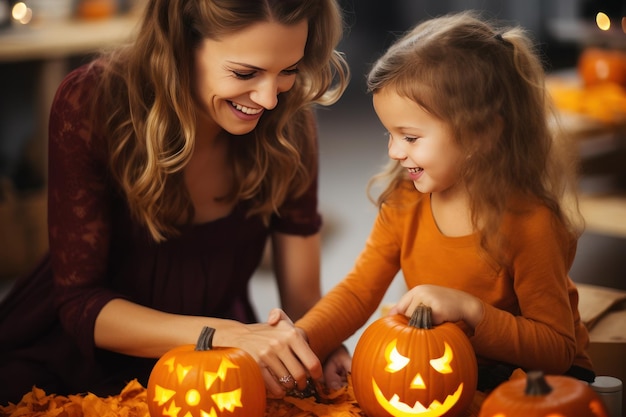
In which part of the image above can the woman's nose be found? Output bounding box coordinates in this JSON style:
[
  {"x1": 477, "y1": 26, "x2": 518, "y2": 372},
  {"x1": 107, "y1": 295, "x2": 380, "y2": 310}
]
[{"x1": 250, "y1": 79, "x2": 279, "y2": 110}]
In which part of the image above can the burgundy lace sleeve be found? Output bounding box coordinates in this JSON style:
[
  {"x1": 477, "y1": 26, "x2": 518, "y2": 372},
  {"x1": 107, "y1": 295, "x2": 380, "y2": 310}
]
[{"x1": 47, "y1": 64, "x2": 123, "y2": 358}]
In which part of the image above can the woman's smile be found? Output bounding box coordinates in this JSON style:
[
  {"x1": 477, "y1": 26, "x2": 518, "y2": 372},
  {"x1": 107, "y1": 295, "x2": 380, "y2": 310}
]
[
  {"x1": 193, "y1": 20, "x2": 308, "y2": 136},
  {"x1": 229, "y1": 100, "x2": 264, "y2": 118}
]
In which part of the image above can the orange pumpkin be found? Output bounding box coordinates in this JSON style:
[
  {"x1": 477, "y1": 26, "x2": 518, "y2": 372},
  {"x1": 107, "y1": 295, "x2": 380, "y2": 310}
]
[
  {"x1": 147, "y1": 326, "x2": 266, "y2": 417},
  {"x1": 478, "y1": 370, "x2": 608, "y2": 417},
  {"x1": 76, "y1": 0, "x2": 117, "y2": 19},
  {"x1": 352, "y1": 304, "x2": 477, "y2": 417},
  {"x1": 578, "y1": 47, "x2": 626, "y2": 88}
]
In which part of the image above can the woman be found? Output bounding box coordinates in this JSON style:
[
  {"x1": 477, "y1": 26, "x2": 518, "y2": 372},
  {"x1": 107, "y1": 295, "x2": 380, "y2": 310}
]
[{"x1": 0, "y1": 0, "x2": 349, "y2": 403}]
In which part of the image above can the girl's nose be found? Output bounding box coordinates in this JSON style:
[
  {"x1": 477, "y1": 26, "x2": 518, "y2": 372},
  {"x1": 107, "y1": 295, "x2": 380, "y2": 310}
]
[{"x1": 387, "y1": 136, "x2": 406, "y2": 161}]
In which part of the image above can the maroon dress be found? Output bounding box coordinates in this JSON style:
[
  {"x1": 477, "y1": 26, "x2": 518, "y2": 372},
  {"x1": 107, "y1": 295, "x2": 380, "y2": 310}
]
[{"x1": 0, "y1": 65, "x2": 321, "y2": 403}]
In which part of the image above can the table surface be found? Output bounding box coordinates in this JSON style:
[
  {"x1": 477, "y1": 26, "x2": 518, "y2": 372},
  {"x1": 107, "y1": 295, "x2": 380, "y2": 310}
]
[{"x1": 0, "y1": 13, "x2": 140, "y2": 62}]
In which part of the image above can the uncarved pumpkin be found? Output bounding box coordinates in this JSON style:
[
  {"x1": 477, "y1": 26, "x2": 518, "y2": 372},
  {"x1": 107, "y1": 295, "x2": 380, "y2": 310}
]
[
  {"x1": 352, "y1": 304, "x2": 478, "y2": 417},
  {"x1": 147, "y1": 326, "x2": 266, "y2": 417},
  {"x1": 578, "y1": 47, "x2": 626, "y2": 88},
  {"x1": 478, "y1": 370, "x2": 608, "y2": 417}
]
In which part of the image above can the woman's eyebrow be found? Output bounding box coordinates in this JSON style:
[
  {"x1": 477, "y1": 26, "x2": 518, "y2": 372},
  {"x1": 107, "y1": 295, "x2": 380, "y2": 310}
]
[{"x1": 227, "y1": 57, "x2": 304, "y2": 71}]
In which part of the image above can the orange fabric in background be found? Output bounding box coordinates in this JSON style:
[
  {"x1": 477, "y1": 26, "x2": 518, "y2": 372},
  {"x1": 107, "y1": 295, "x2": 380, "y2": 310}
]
[{"x1": 0, "y1": 374, "x2": 492, "y2": 417}]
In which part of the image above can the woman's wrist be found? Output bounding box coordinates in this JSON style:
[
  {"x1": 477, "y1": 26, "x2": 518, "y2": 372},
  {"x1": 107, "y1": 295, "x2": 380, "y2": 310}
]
[{"x1": 296, "y1": 326, "x2": 309, "y2": 343}]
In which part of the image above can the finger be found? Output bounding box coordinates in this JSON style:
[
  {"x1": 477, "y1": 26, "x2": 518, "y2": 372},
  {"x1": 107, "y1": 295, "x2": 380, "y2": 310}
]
[
  {"x1": 280, "y1": 354, "x2": 311, "y2": 391},
  {"x1": 389, "y1": 301, "x2": 409, "y2": 317},
  {"x1": 390, "y1": 292, "x2": 414, "y2": 317},
  {"x1": 266, "y1": 308, "x2": 281, "y2": 325},
  {"x1": 266, "y1": 322, "x2": 322, "y2": 383},
  {"x1": 288, "y1": 334, "x2": 323, "y2": 383},
  {"x1": 260, "y1": 343, "x2": 308, "y2": 391},
  {"x1": 262, "y1": 366, "x2": 286, "y2": 398},
  {"x1": 324, "y1": 369, "x2": 348, "y2": 390},
  {"x1": 266, "y1": 308, "x2": 294, "y2": 326},
  {"x1": 387, "y1": 305, "x2": 400, "y2": 316},
  {"x1": 277, "y1": 373, "x2": 297, "y2": 391},
  {"x1": 265, "y1": 352, "x2": 308, "y2": 391}
]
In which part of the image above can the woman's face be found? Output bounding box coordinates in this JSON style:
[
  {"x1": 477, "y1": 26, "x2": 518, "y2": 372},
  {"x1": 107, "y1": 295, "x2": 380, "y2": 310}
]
[
  {"x1": 373, "y1": 88, "x2": 465, "y2": 197},
  {"x1": 193, "y1": 20, "x2": 308, "y2": 136}
]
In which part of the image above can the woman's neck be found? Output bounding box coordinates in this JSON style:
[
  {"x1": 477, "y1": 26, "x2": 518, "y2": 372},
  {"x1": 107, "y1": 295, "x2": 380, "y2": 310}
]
[
  {"x1": 195, "y1": 112, "x2": 225, "y2": 150},
  {"x1": 183, "y1": 114, "x2": 235, "y2": 224}
]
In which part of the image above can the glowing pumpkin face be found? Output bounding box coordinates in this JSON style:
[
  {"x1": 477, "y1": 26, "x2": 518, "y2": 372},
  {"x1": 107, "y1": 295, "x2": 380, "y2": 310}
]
[
  {"x1": 353, "y1": 305, "x2": 477, "y2": 417},
  {"x1": 147, "y1": 327, "x2": 266, "y2": 417},
  {"x1": 478, "y1": 370, "x2": 608, "y2": 417}
]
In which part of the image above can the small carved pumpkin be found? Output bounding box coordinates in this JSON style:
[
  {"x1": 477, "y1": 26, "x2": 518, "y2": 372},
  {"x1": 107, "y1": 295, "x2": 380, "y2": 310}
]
[
  {"x1": 147, "y1": 326, "x2": 266, "y2": 417},
  {"x1": 478, "y1": 370, "x2": 608, "y2": 417},
  {"x1": 352, "y1": 304, "x2": 477, "y2": 417}
]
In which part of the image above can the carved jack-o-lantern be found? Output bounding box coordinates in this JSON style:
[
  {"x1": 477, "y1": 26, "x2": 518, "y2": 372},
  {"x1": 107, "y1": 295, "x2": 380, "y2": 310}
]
[
  {"x1": 147, "y1": 327, "x2": 266, "y2": 417},
  {"x1": 478, "y1": 370, "x2": 608, "y2": 417},
  {"x1": 353, "y1": 304, "x2": 477, "y2": 417}
]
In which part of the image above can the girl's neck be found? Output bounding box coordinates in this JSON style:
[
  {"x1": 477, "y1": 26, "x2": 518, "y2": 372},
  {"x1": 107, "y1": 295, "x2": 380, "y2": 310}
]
[{"x1": 430, "y1": 187, "x2": 474, "y2": 237}]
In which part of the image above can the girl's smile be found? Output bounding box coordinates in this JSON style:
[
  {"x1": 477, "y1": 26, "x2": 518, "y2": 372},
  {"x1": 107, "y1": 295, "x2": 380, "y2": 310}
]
[{"x1": 406, "y1": 166, "x2": 424, "y2": 181}]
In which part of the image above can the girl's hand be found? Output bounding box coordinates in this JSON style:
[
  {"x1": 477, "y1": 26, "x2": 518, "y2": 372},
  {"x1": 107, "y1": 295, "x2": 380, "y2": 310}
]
[
  {"x1": 388, "y1": 284, "x2": 484, "y2": 328},
  {"x1": 235, "y1": 308, "x2": 322, "y2": 398},
  {"x1": 322, "y1": 345, "x2": 351, "y2": 390}
]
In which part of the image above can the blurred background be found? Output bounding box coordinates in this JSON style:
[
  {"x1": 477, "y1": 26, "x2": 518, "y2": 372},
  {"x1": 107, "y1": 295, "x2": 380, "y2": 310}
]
[{"x1": 0, "y1": 0, "x2": 625, "y2": 352}]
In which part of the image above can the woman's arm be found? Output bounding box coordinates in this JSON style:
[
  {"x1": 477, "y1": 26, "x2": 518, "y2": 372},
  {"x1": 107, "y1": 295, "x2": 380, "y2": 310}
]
[
  {"x1": 48, "y1": 65, "x2": 320, "y2": 398},
  {"x1": 94, "y1": 299, "x2": 321, "y2": 395},
  {"x1": 271, "y1": 231, "x2": 322, "y2": 320}
]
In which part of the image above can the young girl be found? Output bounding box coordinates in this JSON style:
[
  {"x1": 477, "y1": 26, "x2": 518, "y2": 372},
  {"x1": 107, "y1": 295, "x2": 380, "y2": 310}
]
[
  {"x1": 295, "y1": 10, "x2": 594, "y2": 392},
  {"x1": 0, "y1": 0, "x2": 349, "y2": 403}
]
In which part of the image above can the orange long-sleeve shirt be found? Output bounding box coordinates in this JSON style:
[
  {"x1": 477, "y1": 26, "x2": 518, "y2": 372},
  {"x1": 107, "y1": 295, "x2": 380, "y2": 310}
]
[{"x1": 296, "y1": 182, "x2": 593, "y2": 375}]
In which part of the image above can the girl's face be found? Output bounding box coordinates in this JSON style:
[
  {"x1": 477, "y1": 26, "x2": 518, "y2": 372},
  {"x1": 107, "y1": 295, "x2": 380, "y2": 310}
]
[
  {"x1": 193, "y1": 20, "x2": 308, "y2": 136},
  {"x1": 373, "y1": 88, "x2": 465, "y2": 196}
]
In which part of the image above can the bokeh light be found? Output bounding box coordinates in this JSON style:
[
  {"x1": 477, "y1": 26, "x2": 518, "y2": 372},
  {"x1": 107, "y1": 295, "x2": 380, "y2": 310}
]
[
  {"x1": 12, "y1": 2, "x2": 32, "y2": 24},
  {"x1": 596, "y1": 12, "x2": 611, "y2": 31}
]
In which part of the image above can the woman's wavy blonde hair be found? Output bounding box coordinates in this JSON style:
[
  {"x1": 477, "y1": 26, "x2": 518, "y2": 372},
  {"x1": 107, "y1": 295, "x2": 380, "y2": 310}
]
[
  {"x1": 367, "y1": 11, "x2": 583, "y2": 267},
  {"x1": 93, "y1": 0, "x2": 349, "y2": 241}
]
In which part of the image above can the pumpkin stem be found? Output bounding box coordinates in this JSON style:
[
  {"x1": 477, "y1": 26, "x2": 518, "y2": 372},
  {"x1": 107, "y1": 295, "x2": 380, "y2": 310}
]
[
  {"x1": 408, "y1": 304, "x2": 433, "y2": 329},
  {"x1": 524, "y1": 370, "x2": 553, "y2": 396},
  {"x1": 195, "y1": 326, "x2": 216, "y2": 351}
]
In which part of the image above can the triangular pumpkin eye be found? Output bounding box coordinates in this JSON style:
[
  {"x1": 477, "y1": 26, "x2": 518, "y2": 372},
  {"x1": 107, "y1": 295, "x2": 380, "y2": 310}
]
[
  {"x1": 430, "y1": 341, "x2": 453, "y2": 374},
  {"x1": 383, "y1": 339, "x2": 410, "y2": 372},
  {"x1": 211, "y1": 388, "x2": 243, "y2": 412},
  {"x1": 203, "y1": 357, "x2": 239, "y2": 389}
]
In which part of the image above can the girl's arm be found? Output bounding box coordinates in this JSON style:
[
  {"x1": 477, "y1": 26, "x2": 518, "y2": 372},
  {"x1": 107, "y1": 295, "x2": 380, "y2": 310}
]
[{"x1": 391, "y1": 205, "x2": 580, "y2": 374}]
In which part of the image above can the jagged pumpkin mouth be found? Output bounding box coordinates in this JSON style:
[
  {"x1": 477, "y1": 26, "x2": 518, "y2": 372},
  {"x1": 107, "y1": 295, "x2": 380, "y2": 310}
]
[{"x1": 372, "y1": 379, "x2": 464, "y2": 417}]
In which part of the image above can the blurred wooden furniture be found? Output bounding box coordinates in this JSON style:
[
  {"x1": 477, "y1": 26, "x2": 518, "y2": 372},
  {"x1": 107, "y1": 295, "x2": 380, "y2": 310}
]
[
  {"x1": 0, "y1": 13, "x2": 140, "y2": 178},
  {"x1": 548, "y1": 71, "x2": 626, "y2": 239}
]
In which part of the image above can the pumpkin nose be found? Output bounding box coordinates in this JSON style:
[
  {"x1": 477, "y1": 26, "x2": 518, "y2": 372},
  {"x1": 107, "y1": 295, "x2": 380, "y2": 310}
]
[{"x1": 411, "y1": 373, "x2": 426, "y2": 389}]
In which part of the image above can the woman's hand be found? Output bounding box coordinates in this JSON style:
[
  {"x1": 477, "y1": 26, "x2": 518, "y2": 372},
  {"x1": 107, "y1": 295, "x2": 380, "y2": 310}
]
[
  {"x1": 322, "y1": 344, "x2": 351, "y2": 390},
  {"x1": 233, "y1": 308, "x2": 322, "y2": 398},
  {"x1": 95, "y1": 300, "x2": 320, "y2": 398},
  {"x1": 388, "y1": 284, "x2": 484, "y2": 328}
]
